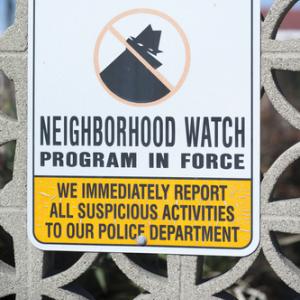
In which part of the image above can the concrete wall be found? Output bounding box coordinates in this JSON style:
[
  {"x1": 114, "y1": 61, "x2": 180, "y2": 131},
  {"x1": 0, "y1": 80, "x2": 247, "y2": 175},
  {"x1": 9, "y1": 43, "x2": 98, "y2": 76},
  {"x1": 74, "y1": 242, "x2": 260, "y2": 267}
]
[{"x1": 0, "y1": 0, "x2": 299, "y2": 299}]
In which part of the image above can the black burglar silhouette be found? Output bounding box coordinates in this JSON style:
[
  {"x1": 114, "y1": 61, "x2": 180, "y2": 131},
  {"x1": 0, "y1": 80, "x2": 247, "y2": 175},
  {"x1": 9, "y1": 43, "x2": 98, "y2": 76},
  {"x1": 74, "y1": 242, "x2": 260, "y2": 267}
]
[{"x1": 100, "y1": 25, "x2": 170, "y2": 104}]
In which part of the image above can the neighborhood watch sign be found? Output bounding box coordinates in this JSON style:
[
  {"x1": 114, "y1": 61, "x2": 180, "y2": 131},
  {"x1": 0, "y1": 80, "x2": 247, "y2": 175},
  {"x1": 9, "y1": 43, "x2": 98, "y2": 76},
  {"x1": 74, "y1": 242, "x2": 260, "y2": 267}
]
[{"x1": 28, "y1": 0, "x2": 260, "y2": 256}]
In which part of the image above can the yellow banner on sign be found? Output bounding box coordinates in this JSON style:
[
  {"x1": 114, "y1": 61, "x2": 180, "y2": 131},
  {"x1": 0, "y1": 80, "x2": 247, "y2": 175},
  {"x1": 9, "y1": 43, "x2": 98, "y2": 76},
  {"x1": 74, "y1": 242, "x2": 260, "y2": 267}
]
[{"x1": 33, "y1": 177, "x2": 252, "y2": 249}]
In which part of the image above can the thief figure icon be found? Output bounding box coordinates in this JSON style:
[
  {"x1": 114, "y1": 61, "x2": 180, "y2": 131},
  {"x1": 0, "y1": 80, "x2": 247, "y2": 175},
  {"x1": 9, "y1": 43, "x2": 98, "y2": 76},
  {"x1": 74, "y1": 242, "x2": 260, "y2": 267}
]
[{"x1": 100, "y1": 25, "x2": 170, "y2": 104}]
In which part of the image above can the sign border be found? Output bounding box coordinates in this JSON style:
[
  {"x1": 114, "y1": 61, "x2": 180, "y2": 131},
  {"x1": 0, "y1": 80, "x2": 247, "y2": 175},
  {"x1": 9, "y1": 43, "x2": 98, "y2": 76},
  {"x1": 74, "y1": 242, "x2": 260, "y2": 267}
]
[{"x1": 28, "y1": 0, "x2": 260, "y2": 256}]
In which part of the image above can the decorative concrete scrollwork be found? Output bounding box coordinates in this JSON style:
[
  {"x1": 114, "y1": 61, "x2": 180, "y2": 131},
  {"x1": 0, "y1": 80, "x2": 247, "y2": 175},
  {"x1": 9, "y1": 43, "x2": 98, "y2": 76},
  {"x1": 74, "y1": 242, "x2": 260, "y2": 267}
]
[{"x1": 0, "y1": 0, "x2": 299, "y2": 299}]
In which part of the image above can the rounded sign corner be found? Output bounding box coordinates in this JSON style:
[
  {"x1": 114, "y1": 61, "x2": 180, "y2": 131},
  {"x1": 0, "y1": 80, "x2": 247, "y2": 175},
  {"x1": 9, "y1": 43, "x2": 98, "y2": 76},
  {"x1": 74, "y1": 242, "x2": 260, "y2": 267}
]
[
  {"x1": 28, "y1": 228, "x2": 49, "y2": 251},
  {"x1": 239, "y1": 235, "x2": 260, "y2": 257}
]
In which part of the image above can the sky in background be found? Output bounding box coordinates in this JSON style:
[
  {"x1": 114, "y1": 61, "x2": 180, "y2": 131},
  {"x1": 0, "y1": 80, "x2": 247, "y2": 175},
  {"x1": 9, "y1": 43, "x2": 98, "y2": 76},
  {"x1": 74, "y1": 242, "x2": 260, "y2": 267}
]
[{"x1": 0, "y1": 0, "x2": 15, "y2": 32}]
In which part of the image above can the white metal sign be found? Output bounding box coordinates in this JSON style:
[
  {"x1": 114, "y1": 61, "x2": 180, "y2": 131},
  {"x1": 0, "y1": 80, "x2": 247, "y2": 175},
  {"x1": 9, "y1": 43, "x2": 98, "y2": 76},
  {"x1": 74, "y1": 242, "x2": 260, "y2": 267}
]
[{"x1": 28, "y1": 0, "x2": 260, "y2": 256}]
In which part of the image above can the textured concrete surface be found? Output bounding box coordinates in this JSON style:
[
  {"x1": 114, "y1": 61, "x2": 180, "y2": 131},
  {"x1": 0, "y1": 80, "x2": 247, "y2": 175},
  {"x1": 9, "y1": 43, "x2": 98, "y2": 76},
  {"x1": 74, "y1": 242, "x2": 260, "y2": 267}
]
[{"x1": 0, "y1": 0, "x2": 300, "y2": 299}]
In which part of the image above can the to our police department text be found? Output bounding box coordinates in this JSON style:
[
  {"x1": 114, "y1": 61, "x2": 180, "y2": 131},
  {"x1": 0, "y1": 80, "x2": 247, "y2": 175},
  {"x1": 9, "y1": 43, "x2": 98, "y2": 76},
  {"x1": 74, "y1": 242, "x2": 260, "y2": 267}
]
[
  {"x1": 44, "y1": 181, "x2": 244, "y2": 244},
  {"x1": 39, "y1": 116, "x2": 246, "y2": 170}
]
